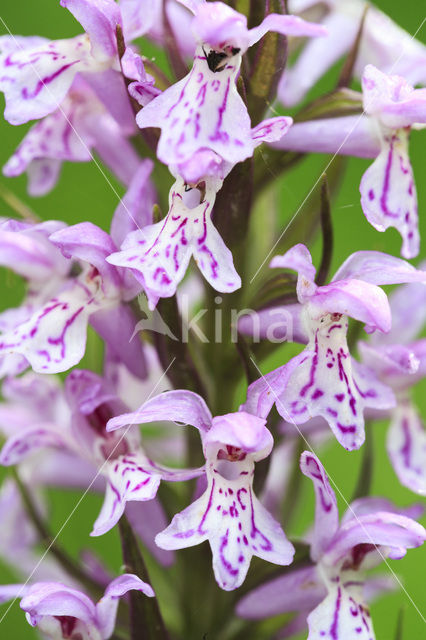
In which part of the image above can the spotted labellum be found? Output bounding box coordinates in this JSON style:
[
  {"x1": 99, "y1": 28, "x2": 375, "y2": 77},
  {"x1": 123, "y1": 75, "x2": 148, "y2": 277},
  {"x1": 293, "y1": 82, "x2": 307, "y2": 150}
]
[
  {"x1": 107, "y1": 390, "x2": 295, "y2": 590},
  {"x1": 243, "y1": 245, "x2": 426, "y2": 449}
]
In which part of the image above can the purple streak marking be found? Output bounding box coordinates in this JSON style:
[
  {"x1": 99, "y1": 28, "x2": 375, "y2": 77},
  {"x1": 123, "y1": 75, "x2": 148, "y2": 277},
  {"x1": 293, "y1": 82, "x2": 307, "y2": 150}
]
[
  {"x1": 22, "y1": 61, "x2": 79, "y2": 99},
  {"x1": 379, "y1": 139, "x2": 399, "y2": 219},
  {"x1": 47, "y1": 306, "x2": 85, "y2": 359}
]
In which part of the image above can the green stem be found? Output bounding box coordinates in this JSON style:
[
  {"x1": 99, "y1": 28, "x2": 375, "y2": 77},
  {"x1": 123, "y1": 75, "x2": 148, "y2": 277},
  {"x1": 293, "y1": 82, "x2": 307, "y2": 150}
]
[
  {"x1": 118, "y1": 516, "x2": 169, "y2": 640},
  {"x1": 153, "y1": 295, "x2": 207, "y2": 401}
]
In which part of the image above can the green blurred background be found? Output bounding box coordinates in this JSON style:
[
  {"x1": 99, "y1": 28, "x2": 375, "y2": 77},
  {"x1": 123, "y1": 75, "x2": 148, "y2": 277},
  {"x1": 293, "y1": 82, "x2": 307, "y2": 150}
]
[{"x1": 0, "y1": 1, "x2": 425, "y2": 638}]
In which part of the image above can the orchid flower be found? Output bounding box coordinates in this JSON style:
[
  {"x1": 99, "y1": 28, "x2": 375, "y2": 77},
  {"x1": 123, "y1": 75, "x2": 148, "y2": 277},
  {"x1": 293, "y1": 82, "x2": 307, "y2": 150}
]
[
  {"x1": 2, "y1": 76, "x2": 146, "y2": 196},
  {"x1": 243, "y1": 244, "x2": 426, "y2": 450},
  {"x1": 0, "y1": 0, "x2": 125, "y2": 126},
  {"x1": 107, "y1": 175, "x2": 242, "y2": 308},
  {"x1": 281, "y1": 0, "x2": 426, "y2": 106},
  {"x1": 0, "y1": 0, "x2": 161, "y2": 193},
  {"x1": 358, "y1": 275, "x2": 426, "y2": 495},
  {"x1": 358, "y1": 65, "x2": 426, "y2": 259},
  {"x1": 273, "y1": 64, "x2": 426, "y2": 258},
  {"x1": 135, "y1": 0, "x2": 326, "y2": 182},
  {"x1": 0, "y1": 218, "x2": 147, "y2": 377},
  {"x1": 0, "y1": 0, "x2": 163, "y2": 126},
  {"x1": 0, "y1": 574, "x2": 154, "y2": 640},
  {"x1": 107, "y1": 389, "x2": 295, "y2": 590},
  {"x1": 237, "y1": 451, "x2": 426, "y2": 639},
  {"x1": 0, "y1": 369, "x2": 202, "y2": 544}
]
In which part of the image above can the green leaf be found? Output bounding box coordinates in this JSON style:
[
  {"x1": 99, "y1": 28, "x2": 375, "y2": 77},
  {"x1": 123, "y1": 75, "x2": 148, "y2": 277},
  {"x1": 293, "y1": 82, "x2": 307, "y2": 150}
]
[
  {"x1": 337, "y1": 4, "x2": 370, "y2": 89},
  {"x1": 315, "y1": 173, "x2": 333, "y2": 286},
  {"x1": 294, "y1": 88, "x2": 363, "y2": 123}
]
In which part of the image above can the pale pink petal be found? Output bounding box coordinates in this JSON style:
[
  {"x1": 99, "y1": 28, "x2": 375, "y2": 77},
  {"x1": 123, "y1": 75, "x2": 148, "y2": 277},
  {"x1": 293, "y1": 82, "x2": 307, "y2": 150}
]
[
  {"x1": 0, "y1": 425, "x2": 66, "y2": 466},
  {"x1": 378, "y1": 276, "x2": 426, "y2": 345},
  {"x1": 332, "y1": 251, "x2": 426, "y2": 286},
  {"x1": 25, "y1": 159, "x2": 63, "y2": 196},
  {"x1": 238, "y1": 303, "x2": 307, "y2": 345},
  {"x1": 327, "y1": 512, "x2": 426, "y2": 565},
  {"x1": 190, "y1": 3, "x2": 250, "y2": 50},
  {"x1": 341, "y1": 497, "x2": 424, "y2": 525},
  {"x1": 110, "y1": 159, "x2": 155, "y2": 247},
  {"x1": 205, "y1": 412, "x2": 272, "y2": 459},
  {"x1": 270, "y1": 244, "x2": 316, "y2": 301},
  {"x1": 307, "y1": 581, "x2": 375, "y2": 640},
  {"x1": 300, "y1": 452, "x2": 339, "y2": 560},
  {"x1": 90, "y1": 305, "x2": 147, "y2": 379},
  {"x1": 50, "y1": 222, "x2": 122, "y2": 291},
  {"x1": 0, "y1": 36, "x2": 98, "y2": 125},
  {"x1": 107, "y1": 389, "x2": 212, "y2": 434},
  {"x1": 60, "y1": 0, "x2": 121, "y2": 61},
  {"x1": 0, "y1": 281, "x2": 93, "y2": 374},
  {"x1": 190, "y1": 3, "x2": 325, "y2": 52},
  {"x1": 128, "y1": 77, "x2": 161, "y2": 106},
  {"x1": 271, "y1": 115, "x2": 381, "y2": 159},
  {"x1": 193, "y1": 205, "x2": 241, "y2": 292},
  {"x1": 387, "y1": 403, "x2": 426, "y2": 496},
  {"x1": 0, "y1": 222, "x2": 68, "y2": 282},
  {"x1": 355, "y1": 9, "x2": 426, "y2": 87},
  {"x1": 31, "y1": 451, "x2": 102, "y2": 491},
  {"x1": 236, "y1": 565, "x2": 324, "y2": 620},
  {"x1": 311, "y1": 279, "x2": 391, "y2": 332},
  {"x1": 360, "y1": 133, "x2": 419, "y2": 259},
  {"x1": 260, "y1": 439, "x2": 298, "y2": 517},
  {"x1": 20, "y1": 582, "x2": 96, "y2": 625},
  {"x1": 357, "y1": 341, "x2": 420, "y2": 388},
  {"x1": 175, "y1": 149, "x2": 227, "y2": 184},
  {"x1": 107, "y1": 185, "x2": 240, "y2": 302},
  {"x1": 248, "y1": 13, "x2": 327, "y2": 47},
  {"x1": 0, "y1": 584, "x2": 30, "y2": 604},
  {"x1": 2, "y1": 83, "x2": 104, "y2": 196},
  {"x1": 91, "y1": 453, "x2": 163, "y2": 536},
  {"x1": 251, "y1": 116, "x2": 293, "y2": 147},
  {"x1": 362, "y1": 64, "x2": 426, "y2": 128},
  {"x1": 107, "y1": 212, "x2": 193, "y2": 303},
  {"x1": 87, "y1": 103, "x2": 142, "y2": 185},
  {"x1": 96, "y1": 574, "x2": 154, "y2": 638},
  {"x1": 120, "y1": 0, "x2": 159, "y2": 40},
  {"x1": 242, "y1": 351, "x2": 308, "y2": 419},
  {"x1": 279, "y1": 11, "x2": 359, "y2": 107},
  {"x1": 0, "y1": 35, "x2": 47, "y2": 56},
  {"x1": 278, "y1": 314, "x2": 394, "y2": 450},
  {"x1": 156, "y1": 470, "x2": 294, "y2": 591},
  {"x1": 83, "y1": 68, "x2": 137, "y2": 135},
  {"x1": 136, "y1": 47, "x2": 252, "y2": 168}
]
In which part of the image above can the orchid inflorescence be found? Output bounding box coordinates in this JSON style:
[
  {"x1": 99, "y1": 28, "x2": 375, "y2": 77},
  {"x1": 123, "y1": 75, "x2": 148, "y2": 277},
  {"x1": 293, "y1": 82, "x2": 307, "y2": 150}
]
[{"x1": 0, "y1": 1, "x2": 425, "y2": 639}]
